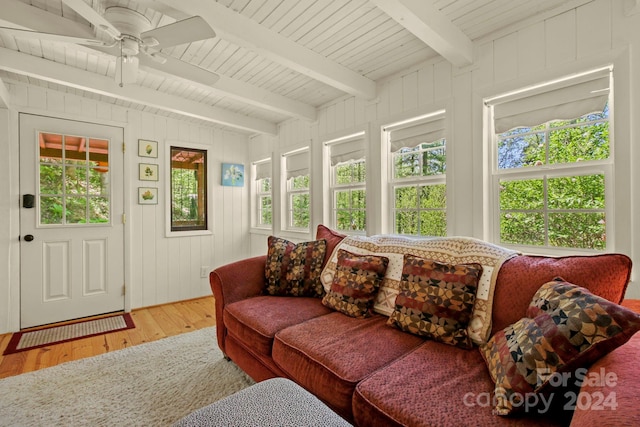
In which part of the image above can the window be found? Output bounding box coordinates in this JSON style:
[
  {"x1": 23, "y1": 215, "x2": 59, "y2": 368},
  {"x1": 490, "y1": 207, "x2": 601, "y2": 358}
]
[
  {"x1": 387, "y1": 112, "x2": 447, "y2": 236},
  {"x1": 39, "y1": 133, "x2": 111, "y2": 225},
  {"x1": 283, "y1": 148, "x2": 310, "y2": 230},
  {"x1": 327, "y1": 132, "x2": 366, "y2": 232},
  {"x1": 253, "y1": 159, "x2": 272, "y2": 228},
  {"x1": 170, "y1": 146, "x2": 207, "y2": 231},
  {"x1": 487, "y1": 68, "x2": 612, "y2": 251}
]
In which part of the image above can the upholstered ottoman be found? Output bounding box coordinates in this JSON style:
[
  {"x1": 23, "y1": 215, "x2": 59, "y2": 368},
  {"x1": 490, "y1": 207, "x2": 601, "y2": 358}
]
[{"x1": 173, "y1": 377, "x2": 352, "y2": 426}]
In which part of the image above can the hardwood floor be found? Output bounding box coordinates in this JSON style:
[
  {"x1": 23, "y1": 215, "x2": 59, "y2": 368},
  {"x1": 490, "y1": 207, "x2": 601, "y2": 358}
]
[{"x1": 0, "y1": 296, "x2": 217, "y2": 379}]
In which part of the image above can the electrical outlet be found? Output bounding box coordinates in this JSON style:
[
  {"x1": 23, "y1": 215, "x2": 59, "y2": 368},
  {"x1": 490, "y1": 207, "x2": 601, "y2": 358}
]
[{"x1": 200, "y1": 266, "x2": 209, "y2": 278}]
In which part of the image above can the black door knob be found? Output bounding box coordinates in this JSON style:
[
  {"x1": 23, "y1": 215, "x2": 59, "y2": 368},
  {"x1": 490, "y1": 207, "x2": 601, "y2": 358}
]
[{"x1": 24, "y1": 235, "x2": 34, "y2": 242}]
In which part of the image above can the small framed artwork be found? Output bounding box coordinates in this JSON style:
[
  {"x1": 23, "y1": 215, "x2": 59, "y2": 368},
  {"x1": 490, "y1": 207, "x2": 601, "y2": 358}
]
[
  {"x1": 139, "y1": 163, "x2": 159, "y2": 181},
  {"x1": 138, "y1": 187, "x2": 158, "y2": 205},
  {"x1": 138, "y1": 139, "x2": 158, "y2": 158},
  {"x1": 221, "y1": 163, "x2": 244, "y2": 187}
]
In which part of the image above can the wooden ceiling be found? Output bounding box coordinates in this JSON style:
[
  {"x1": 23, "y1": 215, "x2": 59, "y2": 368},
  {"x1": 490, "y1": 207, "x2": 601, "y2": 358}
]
[{"x1": 0, "y1": 0, "x2": 584, "y2": 135}]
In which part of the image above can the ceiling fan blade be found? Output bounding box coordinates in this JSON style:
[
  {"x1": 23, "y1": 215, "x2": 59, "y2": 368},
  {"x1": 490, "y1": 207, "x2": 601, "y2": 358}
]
[
  {"x1": 140, "y1": 16, "x2": 215, "y2": 50},
  {"x1": 138, "y1": 54, "x2": 219, "y2": 86},
  {"x1": 62, "y1": 0, "x2": 121, "y2": 39},
  {"x1": 0, "y1": 26, "x2": 107, "y2": 46}
]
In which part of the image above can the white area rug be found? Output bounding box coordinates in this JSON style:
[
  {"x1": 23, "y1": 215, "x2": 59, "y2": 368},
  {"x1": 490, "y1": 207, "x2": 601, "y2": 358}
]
[{"x1": 0, "y1": 327, "x2": 255, "y2": 426}]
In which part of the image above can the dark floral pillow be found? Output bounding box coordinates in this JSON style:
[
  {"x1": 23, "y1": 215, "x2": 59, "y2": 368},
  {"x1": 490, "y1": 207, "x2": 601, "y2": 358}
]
[
  {"x1": 322, "y1": 249, "x2": 389, "y2": 318},
  {"x1": 480, "y1": 278, "x2": 640, "y2": 415},
  {"x1": 387, "y1": 254, "x2": 483, "y2": 349},
  {"x1": 265, "y1": 236, "x2": 327, "y2": 297}
]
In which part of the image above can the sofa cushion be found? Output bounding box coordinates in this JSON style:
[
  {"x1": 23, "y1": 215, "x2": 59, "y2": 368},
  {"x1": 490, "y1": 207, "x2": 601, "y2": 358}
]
[
  {"x1": 387, "y1": 254, "x2": 482, "y2": 349},
  {"x1": 492, "y1": 254, "x2": 632, "y2": 334},
  {"x1": 480, "y1": 279, "x2": 640, "y2": 416},
  {"x1": 265, "y1": 236, "x2": 327, "y2": 297},
  {"x1": 272, "y1": 312, "x2": 424, "y2": 420},
  {"x1": 353, "y1": 342, "x2": 569, "y2": 427},
  {"x1": 322, "y1": 249, "x2": 389, "y2": 318},
  {"x1": 569, "y1": 329, "x2": 640, "y2": 427},
  {"x1": 224, "y1": 296, "x2": 333, "y2": 357},
  {"x1": 315, "y1": 224, "x2": 346, "y2": 268}
]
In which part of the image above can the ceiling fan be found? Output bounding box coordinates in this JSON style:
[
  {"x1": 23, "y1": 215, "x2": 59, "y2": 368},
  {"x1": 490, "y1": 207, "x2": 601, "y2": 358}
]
[{"x1": 0, "y1": 0, "x2": 220, "y2": 86}]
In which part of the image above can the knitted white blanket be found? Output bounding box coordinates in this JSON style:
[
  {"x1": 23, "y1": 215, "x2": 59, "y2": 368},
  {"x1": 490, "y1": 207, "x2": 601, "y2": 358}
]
[{"x1": 320, "y1": 235, "x2": 519, "y2": 345}]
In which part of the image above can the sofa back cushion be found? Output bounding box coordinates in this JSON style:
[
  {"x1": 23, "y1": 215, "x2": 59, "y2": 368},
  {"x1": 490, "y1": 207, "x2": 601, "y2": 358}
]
[
  {"x1": 315, "y1": 224, "x2": 346, "y2": 268},
  {"x1": 492, "y1": 253, "x2": 632, "y2": 335}
]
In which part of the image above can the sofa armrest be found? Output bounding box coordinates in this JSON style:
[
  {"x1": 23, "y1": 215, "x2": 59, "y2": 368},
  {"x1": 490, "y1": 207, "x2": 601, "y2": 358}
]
[
  {"x1": 569, "y1": 299, "x2": 640, "y2": 427},
  {"x1": 209, "y1": 255, "x2": 267, "y2": 355}
]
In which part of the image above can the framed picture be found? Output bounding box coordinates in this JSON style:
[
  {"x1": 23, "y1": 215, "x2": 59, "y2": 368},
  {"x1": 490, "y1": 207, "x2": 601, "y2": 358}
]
[
  {"x1": 138, "y1": 139, "x2": 158, "y2": 158},
  {"x1": 221, "y1": 163, "x2": 244, "y2": 187},
  {"x1": 138, "y1": 187, "x2": 158, "y2": 205},
  {"x1": 139, "y1": 163, "x2": 159, "y2": 181}
]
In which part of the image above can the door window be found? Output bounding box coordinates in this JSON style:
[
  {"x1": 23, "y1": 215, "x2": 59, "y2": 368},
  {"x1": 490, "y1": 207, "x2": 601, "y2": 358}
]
[{"x1": 39, "y1": 132, "x2": 110, "y2": 226}]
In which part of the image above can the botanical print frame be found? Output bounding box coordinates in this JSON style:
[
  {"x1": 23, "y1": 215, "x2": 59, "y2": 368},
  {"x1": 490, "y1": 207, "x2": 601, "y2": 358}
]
[
  {"x1": 138, "y1": 139, "x2": 158, "y2": 158},
  {"x1": 138, "y1": 187, "x2": 158, "y2": 205},
  {"x1": 139, "y1": 163, "x2": 159, "y2": 181},
  {"x1": 221, "y1": 163, "x2": 244, "y2": 187}
]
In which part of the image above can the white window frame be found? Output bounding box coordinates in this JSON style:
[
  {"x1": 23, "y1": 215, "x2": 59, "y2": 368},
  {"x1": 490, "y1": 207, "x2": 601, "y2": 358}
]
[
  {"x1": 485, "y1": 67, "x2": 614, "y2": 254},
  {"x1": 282, "y1": 147, "x2": 310, "y2": 233},
  {"x1": 325, "y1": 132, "x2": 367, "y2": 234},
  {"x1": 385, "y1": 110, "x2": 447, "y2": 237},
  {"x1": 252, "y1": 158, "x2": 272, "y2": 230}
]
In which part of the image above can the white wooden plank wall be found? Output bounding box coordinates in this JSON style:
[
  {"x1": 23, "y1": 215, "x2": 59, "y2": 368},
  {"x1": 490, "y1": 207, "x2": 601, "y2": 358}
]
[
  {"x1": 2, "y1": 83, "x2": 250, "y2": 325},
  {"x1": 248, "y1": 0, "x2": 640, "y2": 299}
]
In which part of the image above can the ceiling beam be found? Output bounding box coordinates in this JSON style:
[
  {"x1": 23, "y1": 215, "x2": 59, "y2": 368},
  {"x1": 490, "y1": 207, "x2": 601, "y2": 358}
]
[
  {"x1": 160, "y1": 0, "x2": 377, "y2": 99},
  {"x1": 0, "y1": 48, "x2": 277, "y2": 135},
  {"x1": 0, "y1": 0, "x2": 316, "y2": 121},
  {"x1": 370, "y1": 0, "x2": 473, "y2": 67},
  {"x1": 0, "y1": 78, "x2": 10, "y2": 108}
]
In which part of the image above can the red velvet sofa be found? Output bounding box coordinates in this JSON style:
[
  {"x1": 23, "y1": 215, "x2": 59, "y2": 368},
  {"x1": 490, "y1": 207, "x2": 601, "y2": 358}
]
[{"x1": 209, "y1": 227, "x2": 640, "y2": 426}]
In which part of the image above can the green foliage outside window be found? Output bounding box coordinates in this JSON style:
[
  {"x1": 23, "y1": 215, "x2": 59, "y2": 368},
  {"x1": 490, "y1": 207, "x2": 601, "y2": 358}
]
[
  {"x1": 393, "y1": 140, "x2": 445, "y2": 178},
  {"x1": 334, "y1": 161, "x2": 366, "y2": 232},
  {"x1": 257, "y1": 178, "x2": 272, "y2": 226},
  {"x1": 497, "y1": 108, "x2": 609, "y2": 250},
  {"x1": 171, "y1": 147, "x2": 207, "y2": 231},
  {"x1": 394, "y1": 184, "x2": 446, "y2": 236},
  {"x1": 392, "y1": 139, "x2": 446, "y2": 236},
  {"x1": 289, "y1": 174, "x2": 310, "y2": 229},
  {"x1": 39, "y1": 137, "x2": 110, "y2": 225}
]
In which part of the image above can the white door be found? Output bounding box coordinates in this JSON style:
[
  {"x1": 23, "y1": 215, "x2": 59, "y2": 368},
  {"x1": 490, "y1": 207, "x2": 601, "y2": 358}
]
[{"x1": 19, "y1": 114, "x2": 125, "y2": 328}]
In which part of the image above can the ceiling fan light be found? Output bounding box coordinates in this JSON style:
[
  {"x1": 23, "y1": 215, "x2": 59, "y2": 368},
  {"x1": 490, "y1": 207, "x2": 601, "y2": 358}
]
[{"x1": 116, "y1": 55, "x2": 138, "y2": 85}]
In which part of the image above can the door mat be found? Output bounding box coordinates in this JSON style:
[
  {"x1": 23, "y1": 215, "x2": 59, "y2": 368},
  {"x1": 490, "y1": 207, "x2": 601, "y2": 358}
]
[{"x1": 3, "y1": 313, "x2": 135, "y2": 355}]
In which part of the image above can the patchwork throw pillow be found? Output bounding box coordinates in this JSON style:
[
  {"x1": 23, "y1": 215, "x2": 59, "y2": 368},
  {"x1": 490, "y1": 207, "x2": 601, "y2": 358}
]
[
  {"x1": 265, "y1": 236, "x2": 327, "y2": 297},
  {"x1": 480, "y1": 278, "x2": 640, "y2": 416},
  {"x1": 387, "y1": 254, "x2": 483, "y2": 349},
  {"x1": 322, "y1": 249, "x2": 389, "y2": 318}
]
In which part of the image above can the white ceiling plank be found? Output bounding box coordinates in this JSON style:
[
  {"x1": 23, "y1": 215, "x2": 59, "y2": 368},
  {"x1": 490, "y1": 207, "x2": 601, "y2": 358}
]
[
  {"x1": 0, "y1": 47, "x2": 277, "y2": 135},
  {"x1": 1, "y1": 1, "x2": 317, "y2": 121},
  {"x1": 370, "y1": 0, "x2": 473, "y2": 67},
  {"x1": 161, "y1": 0, "x2": 377, "y2": 99}
]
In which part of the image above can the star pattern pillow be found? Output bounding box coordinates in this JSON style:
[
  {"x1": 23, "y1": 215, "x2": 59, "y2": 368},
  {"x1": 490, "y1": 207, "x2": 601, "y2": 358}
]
[
  {"x1": 480, "y1": 278, "x2": 640, "y2": 415},
  {"x1": 387, "y1": 254, "x2": 483, "y2": 349},
  {"x1": 322, "y1": 249, "x2": 389, "y2": 318}
]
